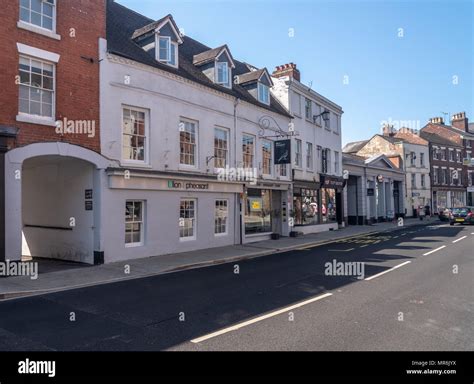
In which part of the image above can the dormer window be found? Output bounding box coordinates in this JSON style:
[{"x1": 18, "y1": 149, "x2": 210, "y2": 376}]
[
  {"x1": 157, "y1": 36, "x2": 178, "y2": 68},
  {"x1": 258, "y1": 83, "x2": 270, "y2": 105},
  {"x1": 216, "y1": 62, "x2": 230, "y2": 88},
  {"x1": 158, "y1": 36, "x2": 171, "y2": 62},
  {"x1": 193, "y1": 45, "x2": 235, "y2": 89},
  {"x1": 236, "y1": 67, "x2": 273, "y2": 106},
  {"x1": 132, "y1": 15, "x2": 183, "y2": 69}
]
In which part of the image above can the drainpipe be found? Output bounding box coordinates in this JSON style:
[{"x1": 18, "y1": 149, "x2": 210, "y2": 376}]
[{"x1": 234, "y1": 97, "x2": 242, "y2": 245}]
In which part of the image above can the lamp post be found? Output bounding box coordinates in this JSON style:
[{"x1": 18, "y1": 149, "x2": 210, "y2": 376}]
[{"x1": 313, "y1": 109, "x2": 330, "y2": 125}]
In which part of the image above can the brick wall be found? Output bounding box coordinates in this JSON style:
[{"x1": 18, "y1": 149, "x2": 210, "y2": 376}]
[{"x1": 0, "y1": 0, "x2": 106, "y2": 153}]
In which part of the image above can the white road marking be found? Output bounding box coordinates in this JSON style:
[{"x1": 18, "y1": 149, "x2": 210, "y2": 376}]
[
  {"x1": 328, "y1": 248, "x2": 355, "y2": 252},
  {"x1": 191, "y1": 293, "x2": 333, "y2": 343},
  {"x1": 423, "y1": 245, "x2": 446, "y2": 256},
  {"x1": 452, "y1": 236, "x2": 467, "y2": 243},
  {"x1": 365, "y1": 261, "x2": 412, "y2": 281}
]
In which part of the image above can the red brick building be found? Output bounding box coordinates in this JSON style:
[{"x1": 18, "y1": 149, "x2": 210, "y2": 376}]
[
  {"x1": 420, "y1": 113, "x2": 474, "y2": 212},
  {"x1": 0, "y1": 1, "x2": 108, "y2": 263}
]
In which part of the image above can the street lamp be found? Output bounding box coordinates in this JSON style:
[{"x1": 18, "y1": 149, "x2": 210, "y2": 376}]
[{"x1": 313, "y1": 109, "x2": 330, "y2": 125}]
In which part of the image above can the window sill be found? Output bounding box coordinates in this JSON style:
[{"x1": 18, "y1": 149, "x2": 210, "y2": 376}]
[
  {"x1": 125, "y1": 243, "x2": 144, "y2": 248},
  {"x1": 16, "y1": 114, "x2": 56, "y2": 127},
  {"x1": 180, "y1": 237, "x2": 196, "y2": 242},
  {"x1": 121, "y1": 161, "x2": 152, "y2": 169},
  {"x1": 17, "y1": 21, "x2": 61, "y2": 40}
]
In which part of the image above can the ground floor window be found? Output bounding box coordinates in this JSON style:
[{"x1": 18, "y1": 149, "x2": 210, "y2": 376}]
[
  {"x1": 245, "y1": 189, "x2": 272, "y2": 234},
  {"x1": 450, "y1": 191, "x2": 465, "y2": 208},
  {"x1": 125, "y1": 200, "x2": 144, "y2": 246},
  {"x1": 180, "y1": 199, "x2": 196, "y2": 240},
  {"x1": 215, "y1": 199, "x2": 229, "y2": 235},
  {"x1": 321, "y1": 188, "x2": 337, "y2": 223},
  {"x1": 294, "y1": 189, "x2": 320, "y2": 226},
  {"x1": 435, "y1": 191, "x2": 448, "y2": 211}
]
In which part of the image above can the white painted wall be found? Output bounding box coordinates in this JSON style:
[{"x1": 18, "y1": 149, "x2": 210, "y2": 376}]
[
  {"x1": 99, "y1": 39, "x2": 293, "y2": 261},
  {"x1": 22, "y1": 157, "x2": 94, "y2": 263}
]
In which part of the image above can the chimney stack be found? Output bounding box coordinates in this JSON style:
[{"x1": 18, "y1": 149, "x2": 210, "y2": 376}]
[
  {"x1": 382, "y1": 124, "x2": 396, "y2": 137},
  {"x1": 451, "y1": 112, "x2": 468, "y2": 132},
  {"x1": 272, "y1": 63, "x2": 301, "y2": 82},
  {"x1": 429, "y1": 117, "x2": 445, "y2": 125}
]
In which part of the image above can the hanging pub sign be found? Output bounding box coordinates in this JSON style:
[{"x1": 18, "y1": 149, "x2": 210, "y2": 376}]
[{"x1": 274, "y1": 140, "x2": 291, "y2": 165}]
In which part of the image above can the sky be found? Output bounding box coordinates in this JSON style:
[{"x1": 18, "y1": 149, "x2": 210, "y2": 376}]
[{"x1": 117, "y1": 0, "x2": 474, "y2": 145}]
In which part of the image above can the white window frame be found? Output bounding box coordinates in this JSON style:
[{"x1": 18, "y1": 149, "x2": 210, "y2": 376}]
[
  {"x1": 262, "y1": 140, "x2": 273, "y2": 176},
  {"x1": 306, "y1": 142, "x2": 313, "y2": 170},
  {"x1": 258, "y1": 82, "x2": 270, "y2": 105},
  {"x1": 180, "y1": 199, "x2": 197, "y2": 241},
  {"x1": 169, "y1": 41, "x2": 179, "y2": 68},
  {"x1": 19, "y1": 0, "x2": 57, "y2": 35},
  {"x1": 433, "y1": 166, "x2": 439, "y2": 184},
  {"x1": 179, "y1": 118, "x2": 199, "y2": 169},
  {"x1": 242, "y1": 133, "x2": 256, "y2": 169},
  {"x1": 411, "y1": 173, "x2": 416, "y2": 188},
  {"x1": 17, "y1": 54, "x2": 56, "y2": 125},
  {"x1": 214, "y1": 127, "x2": 229, "y2": 169},
  {"x1": 421, "y1": 174, "x2": 426, "y2": 188},
  {"x1": 216, "y1": 61, "x2": 231, "y2": 88},
  {"x1": 121, "y1": 106, "x2": 149, "y2": 166},
  {"x1": 157, "y1": 36, "x2": 171, "y2": 63},
  {"x1": 305, "y1": 98, "x2": 312, "y2": 120},
  {"x1": 125, "y1": 200, "x2": 145, "y2": 247},
  {"x1": 214, "y1": 199, "x2": 229, "y2": 236},
  {"x1": 420, "y1": 152, "x2": 425, "y2": 167},
  {"x1": 334, "y1": 151, "x2": 340, "y2": 174},
  {"x1": 295, "y1": 139, "x2": 302, "y2": 168}
]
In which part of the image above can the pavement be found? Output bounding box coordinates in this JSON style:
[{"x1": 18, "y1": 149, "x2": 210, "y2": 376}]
[
  {"x1": 0, "y1": 218, "x2": 471, "y2": 351},
  {"x1": 0, "y1": 217, "x2": 439, "y2": 300}
]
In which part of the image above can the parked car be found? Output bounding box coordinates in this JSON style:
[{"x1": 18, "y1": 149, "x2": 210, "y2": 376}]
[
  {"x1": 439, "y1": 208, "x2": 452, "y2": 221},
  {"x1": 449, "y1": 207, "x2": 474, "y2": 225}
]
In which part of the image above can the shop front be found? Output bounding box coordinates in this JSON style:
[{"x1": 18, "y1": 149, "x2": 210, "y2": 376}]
[
  {"x1": 243, "y1": 181, "x2": 291, "y2": 243},
  {"x1": 293, "y1": 181, "x2": 321, "y2": 228},
  {"x1": 433, "y1": 188, "x2": 466, "y2": 213},
  {"x1": 291, "y1": 176, "x2": 343, "y2": 235},
  {"x1": 320, "y1": 175, "x2": 345, "y2": 226}
]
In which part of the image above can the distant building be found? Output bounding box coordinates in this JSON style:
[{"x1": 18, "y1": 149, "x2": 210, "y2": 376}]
[
  {"x1": 344, "y1": 129, "x2": 430, "y2": 218},
  {"x1": 342, "y1": 153, "x2": 406, "y2": 225},
  {"x1": 420, "y1": 113, "x2": 474, "y2": 210}
]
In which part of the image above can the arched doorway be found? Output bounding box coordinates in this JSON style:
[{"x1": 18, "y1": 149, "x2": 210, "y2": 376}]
[{"x1": 5, "y1": 142, "x2": 113, "y2": 265}]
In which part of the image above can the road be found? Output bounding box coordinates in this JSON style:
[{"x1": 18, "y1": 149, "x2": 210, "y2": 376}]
[{"x1": 0, "y1": 223, "x2": 472, "y2": 351}]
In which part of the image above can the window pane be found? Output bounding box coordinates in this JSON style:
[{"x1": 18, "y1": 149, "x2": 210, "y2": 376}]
[
  {"x1": 30, "y1": 101, "x2": 41, "y2": 115},
  {"x1": 31, "y1": 11, "x2": 41, "y2": 27},
  {"x1": 42, "y1": 16, "x2": 53, "y2": 30},
  {"x1": 31, "y1": 0, "x2": 42, "y2": 13},
  {"x1": 19, "y1": 98, "x2": 29, "y2": 114},
  {"x1": 20, "y1": 7, "x2": 30, "y2": 23},
  {"x1": 43, "y1": 3, "x2": 53, "y2": 17}
]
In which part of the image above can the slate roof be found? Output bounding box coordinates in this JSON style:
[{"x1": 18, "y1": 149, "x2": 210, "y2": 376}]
[
  {"x1": 193, "y1": 45, "x2": 232, "y2": 66},
  {"x1": 343, "y1": 140, "x2": 369, "y2": 153},
  {"x1": 393, "y1": 131, "x2": 428, "y2": 145},
  {"x1": 106, "y1": 0, "x2": 291, "y2": 117},
  {"x1": 419, "y1": 130, "x2": 461, "y2": 147},
  {"x1": 237, "y1": 69, "x2": 268, "y2": 84}
]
